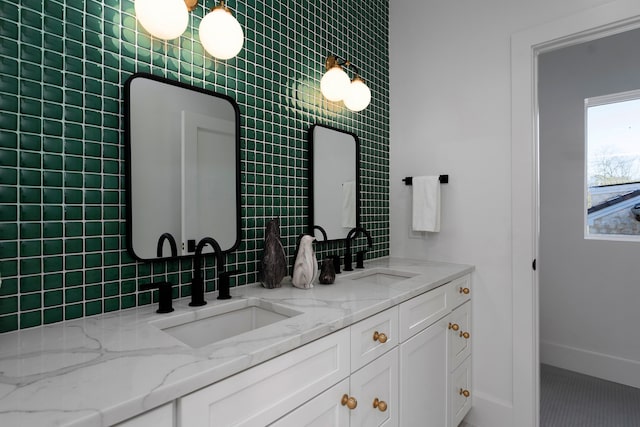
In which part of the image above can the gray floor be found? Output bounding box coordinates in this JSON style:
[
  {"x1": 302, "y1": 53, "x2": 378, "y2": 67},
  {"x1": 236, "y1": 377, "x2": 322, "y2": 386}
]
[{"x1": 541, "y1": 364, "x2": 640, "y2": 427}]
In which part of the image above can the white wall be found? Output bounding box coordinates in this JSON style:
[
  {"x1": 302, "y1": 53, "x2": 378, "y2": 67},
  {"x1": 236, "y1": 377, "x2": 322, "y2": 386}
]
[
  {"x1": 389, "y1": 1, "x2": 621, "y2": 426},
  {"x1": 538, "y1": 29, "x2": 640, "y2": 388}
]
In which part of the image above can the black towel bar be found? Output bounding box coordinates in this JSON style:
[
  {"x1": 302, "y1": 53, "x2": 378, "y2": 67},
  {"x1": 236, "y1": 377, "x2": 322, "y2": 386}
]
[{"x1": 402, "y1": 175, "x2": 449, "y2": 185}]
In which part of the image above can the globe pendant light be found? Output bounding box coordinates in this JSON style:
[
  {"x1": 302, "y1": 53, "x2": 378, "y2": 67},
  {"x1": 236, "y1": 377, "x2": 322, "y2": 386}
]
[
  {"x1": 135, "y1": 0, "x2": 189, "y2": 40},
  {"x1": 320, "y1": 57, "x2": 351, "y2": 102},
  {"x1": 199, "y1": 1, "x2": 244, "y2": 60},
  {"x1": 344, "y1": 75, "x2": 371, "y2": 112}
]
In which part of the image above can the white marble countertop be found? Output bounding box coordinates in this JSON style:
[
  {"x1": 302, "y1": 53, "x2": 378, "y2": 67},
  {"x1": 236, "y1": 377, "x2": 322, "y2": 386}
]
[{"x1": 0, "y1": 257, "x2": 473, "y2": 426}]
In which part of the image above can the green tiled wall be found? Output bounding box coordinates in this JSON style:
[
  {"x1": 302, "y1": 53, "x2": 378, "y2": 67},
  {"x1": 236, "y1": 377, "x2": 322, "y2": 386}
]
[{"x1": 0, "y1": 0, "x2": 390, "y2": 333}]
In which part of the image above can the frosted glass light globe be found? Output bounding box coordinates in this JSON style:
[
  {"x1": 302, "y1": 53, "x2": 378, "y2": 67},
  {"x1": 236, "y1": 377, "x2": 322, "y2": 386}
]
[
  {"x1": 135, "y1": 0, "x2": 189, "y2": 40},
  {"x1": 199, "y1": 6, "x2": 244, "y2": 60},
  {"x1": 320, "y1": 66, "x2": 350, "y2": 102},
  {"x1": 344, "y1": 77, "x2": 371, "y2": 112}
]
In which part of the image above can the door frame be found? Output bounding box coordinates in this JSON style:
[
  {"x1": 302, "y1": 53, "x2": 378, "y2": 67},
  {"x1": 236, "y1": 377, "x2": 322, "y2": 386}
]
[{"x1": 510, "y1": 1, "x2": 640, "y2": 425}]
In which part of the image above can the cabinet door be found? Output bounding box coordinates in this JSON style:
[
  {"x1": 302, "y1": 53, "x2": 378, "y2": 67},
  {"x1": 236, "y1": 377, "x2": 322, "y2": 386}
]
[
  {"x1": 270, "y1": 379, "x2": 350, "y2": 427},
  {"x1": 450, "y1": 357, "x2": 472, "y2": 427},
  {"x1": 399, "y1": 317, "x2": 448, "y2": 427},
  {"x1": 448, "y1": 301, "x2": 471, "y2": 370},
  {"x1": 178, "y1": 329, "x2": 350, "y2": 427},
  {"x1": 349, "y1": 347, "x2": 398, "y2": 427},
  {"x1": 351, "y1": 306, "x2": 398, "y2": 371}
]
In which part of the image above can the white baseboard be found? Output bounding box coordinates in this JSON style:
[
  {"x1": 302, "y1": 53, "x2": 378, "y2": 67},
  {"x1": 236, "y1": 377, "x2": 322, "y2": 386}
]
[
  {"x1": 463, "y1": 391, "x2": 513, "y2": 427},
  {"x1": 541, "y1": 340, "x2": 640, "y2": 388}
]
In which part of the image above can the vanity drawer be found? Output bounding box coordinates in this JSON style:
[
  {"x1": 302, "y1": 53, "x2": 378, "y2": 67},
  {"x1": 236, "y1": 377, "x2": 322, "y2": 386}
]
[
  {"x1": 178, "y1": 328, "x2": 350, "y2": 427},
  {"x1": 447, "y1": 274, "x2": 471, "y2": 309},
  {"x1": 351, "y1": 306, "x2": 399, "y2": 371},
  {"x1": 399, "y1": 284, "x2": 449, "y2": 342}
]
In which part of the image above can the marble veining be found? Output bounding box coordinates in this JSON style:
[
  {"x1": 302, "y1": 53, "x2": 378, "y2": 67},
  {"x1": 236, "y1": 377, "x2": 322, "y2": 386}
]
[{"x1": 0, "y1": 257, "x2": 473, "y2": 426}]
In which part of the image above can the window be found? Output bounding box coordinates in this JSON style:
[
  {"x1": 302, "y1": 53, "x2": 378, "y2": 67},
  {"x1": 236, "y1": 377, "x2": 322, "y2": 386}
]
[{"x1": 585, "y1": 89, "x2": 640, "y2": 239}]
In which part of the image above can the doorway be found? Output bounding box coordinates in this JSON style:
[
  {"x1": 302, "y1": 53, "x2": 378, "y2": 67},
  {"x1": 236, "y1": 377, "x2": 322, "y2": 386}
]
[
  {"x1": 511, "y1": 3, "x2": 640, "y2": 426},
  {"x1": 537, "y1": 27, "x2": 640, "y2": 425}
]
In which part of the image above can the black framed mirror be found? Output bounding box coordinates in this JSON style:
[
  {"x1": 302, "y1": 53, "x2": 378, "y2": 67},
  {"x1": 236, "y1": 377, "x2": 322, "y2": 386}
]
[
  {"x1": 308, "y1": 124, "x2": 361, "y2": 242},
  {"x1": 124, "y1": 73, "x2": 241, "y2": 260}
]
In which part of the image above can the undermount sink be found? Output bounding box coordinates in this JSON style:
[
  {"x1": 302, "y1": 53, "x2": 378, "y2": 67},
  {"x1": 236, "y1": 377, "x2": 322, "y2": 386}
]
[
  {"x1": 347, "y1": 268, "x2": 418, "y2": 285},
  {"x1": 150, "y1": 298, "x2": 302, "y2": 348}
]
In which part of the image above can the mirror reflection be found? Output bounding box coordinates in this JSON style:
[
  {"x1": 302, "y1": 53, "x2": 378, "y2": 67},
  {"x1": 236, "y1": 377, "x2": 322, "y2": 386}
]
[
  {"x1": 124, "y1": 73, "x2": 241, "y2": 260},
  {"x1": 308, "y1": 124, "x2": 360, "y2": 241}
]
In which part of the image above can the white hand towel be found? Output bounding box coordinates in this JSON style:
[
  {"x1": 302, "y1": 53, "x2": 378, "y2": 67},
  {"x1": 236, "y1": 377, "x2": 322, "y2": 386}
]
[
  {"x1": 412, "y1": 176, "x2": 440, "y2": 232},
  {"x1": 342, "y1": 180, "x2": 356, "y2": 228}
]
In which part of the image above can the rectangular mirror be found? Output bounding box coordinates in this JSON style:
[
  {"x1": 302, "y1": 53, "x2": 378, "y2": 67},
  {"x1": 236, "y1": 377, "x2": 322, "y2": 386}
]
[
  {"x1": 124, "y1": 73, "x2": 241, "y2": 260},
  {"x1": 308, "y1": 124, "x2": 361, "y2": 241}
]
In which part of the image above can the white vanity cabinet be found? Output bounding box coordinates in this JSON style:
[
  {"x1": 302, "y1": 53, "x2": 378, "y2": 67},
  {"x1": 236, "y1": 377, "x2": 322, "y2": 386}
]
[
  {"x1": 176, "y1": 274, "x2": 471, "y2": 427},
  {"x1": 399, "y1": 274, "x2": 472, "y2": 427}
]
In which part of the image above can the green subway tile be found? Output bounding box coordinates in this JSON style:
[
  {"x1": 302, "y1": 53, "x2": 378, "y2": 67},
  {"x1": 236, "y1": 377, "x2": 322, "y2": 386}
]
[
  {"x1": 0, "y1": 148, "x2": 17, "y2": 167},
  {"x1": 121, "y1": 280, "x2": 136, "y2": 294},
  {"x1": 85, "y1": 268, "x2": 102, "y2": 284},
  {"x1": 43, "y1": 188, "x2": 62, "y2": 204},
  {"x1": 19, "y1": 205, "x2": 41, "y2": 221},
  {"x1": 19, "y1": 274, "x2": 41, "y2": 292},
  {"x1": 20, "y1": 98, "x2": 42, "y2": 116},
  {"x1": 43, "y1": 240, "x2": 63, "y2": 255},
  {"x1": 43, "y1": 152, "x2": 63, "y2": 169},
  {"x1": 104, "y1": 281, "x2": 119, "y2": 296},
  {"x1": 85, "y1": 221, "x2": 102, "y2": 236},
  {"x1": 85, "y1": 254, "x2": 102, "y2": 269},
  {"x1": 43, "y1": 84, "x2": 63, "y2": 102},
  {"x1": 65, "y1": 255, "x2": 83, "y2": 270},
  {"x1": 0, "y1": 130, "x2": 17, "y2": 149},
  {"x1": 104, "y1": 297, "x2": 119, "y2": 313},
  {"x1": 0, "y1": 315, "x2": 18, "y2": 333},
  {"x1": 44, "y1": 273, "x2": 63, "y2": 290},
  {"x1": 65, "y1": 288, "x2": 83, "y2": 304},
  {"x1": 64, "y1": 189, "x2": 83, "y2": 204},
  {"x1": 44, "y1": 290, "x2": 63, "y2": 307},
  {"x1": 64, "y1": 206, "x2": 82, "y2": 220},
  {"x1": 20, "y1": 241, "x2": 41, "y2": 257},
  {"x1": 65, "y1": 271, "x2": 83, "y2": 287},
  {"x1": 19, "y1": 133, "x2": 41, "y2": 151},
  {"x1": 19, "y1": 151, "x2": 41, "y2": 168},
  {"x1": 85, "y1": 190, "x2": 101, "y2": 204},
  {"x1": 104, "y1": 251, "x2": 119, "y2": 265},
  {"x1": 0, "y1": 186, "x2": 16, "y2": 203},
  {"x1": 0, "y1": 223, "x2": 17, "y2": 239},
  {"x1": 20, "y1": 311, "x2": 42, "y2": 329},
  {"x1": 0, "y1": 296, "x2": 17, "y2": 315},
  {"x1": 65, "y1": 303, "x2": 83, "y2": 320},
  {"x1": 44, "y1": 307, "x2": 63, "y2": 324},
  {"x1": 43, "y1": 256, "x2": 62, "y2": 273},
  {"x1": 43, "y1": 120, "x2": 62, "y2": 138},
  {"x1": 85, "y1": 300, "x2": 102, "y2": 316},
  {"x1": 121, "y1": 294, "x2": 136, "y2": 309},
  {"x1": 20, "y1": 293, "x2": 41, "y2": 311},
  {"x1": 20, "y1": 187, "x2": 41, "y2": 204},
  {"x1": 65, "y1": 238, "x2": 83, "y2": 254},
  {"x1": 85, "y1": 284, "x2": 101, "y2": 300},
  {"x1": 43, "y1": 136, "x2": 63, "y2": 153},
  {"x1": 43, "y1": 206, "x2": 63, "y2": 222}
]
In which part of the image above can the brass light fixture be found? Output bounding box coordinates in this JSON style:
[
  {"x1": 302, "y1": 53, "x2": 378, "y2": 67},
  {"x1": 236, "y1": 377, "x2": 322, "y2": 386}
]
[
  {"x1": 134, "y1": 0, "x2": 244, "y2": 60},
  {"x1": 320, "y1": 55, "x2": 371, "y2": 112}
]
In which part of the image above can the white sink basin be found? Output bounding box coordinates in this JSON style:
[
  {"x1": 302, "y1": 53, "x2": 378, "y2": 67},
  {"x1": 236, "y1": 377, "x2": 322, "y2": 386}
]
[
  {"x1": 150, "y1": 299, "x2": 302, "y2": 348},
  {"x1": 347, "y1": 268, "x2": 418, "y2": 285}
]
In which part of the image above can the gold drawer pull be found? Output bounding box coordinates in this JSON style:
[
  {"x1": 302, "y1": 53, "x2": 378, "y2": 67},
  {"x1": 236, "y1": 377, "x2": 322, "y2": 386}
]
[
  {"x1": 373, "y1": 331, "x2": 388, "y2": 343},
  {"x1": 341, "y1": 394, "x2": 358, "y2": 409},
  {"x1": 448, "y1": 322, "x2": 459, "y2": 331},
  {"x1": 373, "y1": 397, "x2": 388, "y2": 412},
  {"x1": 459, "y1": 388, "x2": 470, "y2": 398},
  {"x1": 459, "y1": 287, "x2": 470, "y2": 295},
  {"x1": 460, "y1": 331, "x2": 470, "y2": 339}
]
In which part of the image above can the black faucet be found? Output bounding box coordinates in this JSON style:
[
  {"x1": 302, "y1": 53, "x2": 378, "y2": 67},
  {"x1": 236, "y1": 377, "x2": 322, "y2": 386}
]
[
  {"x1": 191, "y1": 237, "x2": 225, "y2": 306},
  {"x1": 156, "y1": 233, "x2": 178, "y2": 258},
  {"x1": 140, "y1": 281, "x2": 174, "y2": 313},
  {"x1": 344, "y1": 227, "x2": 373, "y2": 271}
]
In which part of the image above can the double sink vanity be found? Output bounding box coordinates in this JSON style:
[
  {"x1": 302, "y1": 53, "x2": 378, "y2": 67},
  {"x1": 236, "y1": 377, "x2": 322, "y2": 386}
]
[{"x1": 0, "y1": 258, "x2": 473, "y2": 427}]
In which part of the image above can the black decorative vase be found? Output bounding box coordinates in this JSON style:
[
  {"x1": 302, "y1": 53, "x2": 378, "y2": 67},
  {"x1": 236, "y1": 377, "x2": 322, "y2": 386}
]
[
  {"x1": 318, "y1": 258, "x2": 336, "y2": 285},
  {"x1": 258, "y1": 218, "x2": 288, "y2": 288}
]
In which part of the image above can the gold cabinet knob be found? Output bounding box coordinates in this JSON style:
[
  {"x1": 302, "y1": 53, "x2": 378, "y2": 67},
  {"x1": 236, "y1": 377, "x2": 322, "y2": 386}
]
[
  {"x1": 373, "y1": 331, "x2": 388, "y2": 343},
  {"x1": 373, "y1": 397, "x2": 388, "y2": 412},
  {"x1": 459, "y1": 287, "x2": 470, "y2": 295},
  {"x1": 341, "y1": 394, "x2": 358, "y2": 410},
  {"x1": 448, "y1": 322, "x2": 459, "y2": 331},
  {"x1": 460, "y1": 331, "x2": 470, "y2": 339},
  {"x1": 459, "y1": 388, "x2": 470, "y2": 398}
]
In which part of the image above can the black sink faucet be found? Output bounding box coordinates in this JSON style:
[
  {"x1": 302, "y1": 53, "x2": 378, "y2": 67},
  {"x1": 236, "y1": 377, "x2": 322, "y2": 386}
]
[
  {"x1": 344, "y1": 227, "x2": 373, "y2": 272},
  {"x1": 191, "y1": 237, "x2": 226, "y2": 306}
]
